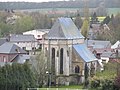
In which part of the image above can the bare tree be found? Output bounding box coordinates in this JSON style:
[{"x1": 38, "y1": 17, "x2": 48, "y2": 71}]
[{"x1": 30, "y1": 51, "x2": 47, "y2": 87}]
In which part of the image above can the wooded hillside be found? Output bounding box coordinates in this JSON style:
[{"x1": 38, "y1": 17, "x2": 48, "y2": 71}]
[{"x1": 0, "y1": 0, "x2": 120, "y2": 10}]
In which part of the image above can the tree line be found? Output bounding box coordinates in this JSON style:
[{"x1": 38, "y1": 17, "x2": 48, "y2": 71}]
[
  {"x1": 0, "y1": 0, "x2": 120, "y2": 10},
  {"x1": 0, "y1": 11, "x2": 53, "y2": 37},
  {"x1": 0, "y1": 10, "x2": 83, "y2": 37}
]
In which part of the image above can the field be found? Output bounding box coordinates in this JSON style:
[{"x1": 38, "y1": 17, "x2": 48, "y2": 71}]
[
  {"x1": 108, "y1": 8, "x2": 120, "y2": 15},
  {"x1": 18, "y1": 8, "x2": 120, "y2": 16}
]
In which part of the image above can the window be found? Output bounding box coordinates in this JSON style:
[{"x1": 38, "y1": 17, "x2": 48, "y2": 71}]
[
  {"x1": 39, "y1": 44, "x2": 42, "y2": 50},
  {"x1": 51, "y1": 48, "x2": 55, "y2": 74},
  {"x1": 45, "y1": 47, "x2": 48, "y2": 56},
  {"x1": 75, "y1": 65, "x2": 80, "y2": 73},
  {"x1": 57, "y1": 50, "x2": 59, "y2": 57},
  {"x1": 67, "y1": 50, "x2": 69, "y2": 56},
  {"x1": 37, "y1": 35, "x2": 40, "y2": 37},
  {"x1": 60, "y1": 48, "x2": 64, "y2": 74},
  {"x1": 32, "y1": 47, "x2": 36, "y2": 50},
  {"x1": 3, "y1": 56, "x2": 7, "y2": 62},
  {"x1": 0, "y1": 56, "x2": 1, "y2": 62},
  {"x1": 23, "y1": 47, "x2": 26, "y2": 50},
  {"x1": 16, "y1": 49, "x2": 20, "y2": 53}
]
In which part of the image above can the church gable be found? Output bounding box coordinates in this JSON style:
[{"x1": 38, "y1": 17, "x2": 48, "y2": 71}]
[
  {"x1": 47, "y1": 17, "x2": 84, "y2": 39},
  {"x1": 48, "y1": 20, "x2": 65, "y2": 38}
]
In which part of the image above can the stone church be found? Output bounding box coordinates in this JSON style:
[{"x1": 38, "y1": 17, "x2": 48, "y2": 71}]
[{"x1": 43, "y1": 17, "x2": 98, "y2": 85}]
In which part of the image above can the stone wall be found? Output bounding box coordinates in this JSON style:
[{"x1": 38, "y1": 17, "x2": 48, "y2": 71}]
[{"x1": 56, "y1": 75, "x2": 83, "y2": 86}]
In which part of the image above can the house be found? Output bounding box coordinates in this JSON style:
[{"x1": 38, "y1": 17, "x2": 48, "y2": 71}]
[
  {"x1": 23, "y1": 29, "x2": 50, "y2": 40},
  {"x1": 111, "y1": 41, "x2": 120, "y2": 50},
  {"x1": 9, "y1": 34, "x2": 39, "y2": 54},
  {"x1": 43, "y1": 17, "x2": 98, "y2": 85},
  {"x1": 0, "y1": 42, "x2": 29, "y2": 66},
  {"x1": 88, "y1": 23, "x2": 101, "y2": 39},
  {"x1": 23, "y1": 29, "x2": 50, "y2": 49},
  {"x1": 86, "y1": 40, "x2": 111, "y2": 59}
]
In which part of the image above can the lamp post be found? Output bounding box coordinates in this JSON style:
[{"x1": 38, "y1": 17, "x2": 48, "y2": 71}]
[{"x1": 46, "y1": 71, "x2": 51, "y2": 88}]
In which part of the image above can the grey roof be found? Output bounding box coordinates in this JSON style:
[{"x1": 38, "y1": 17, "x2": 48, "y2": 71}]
[
  {"x1": 10, "y1": 34, "x2": 36, "y2": 42},
  {"x1": 47, "y1": 17, "x2": 84, "y2": 39},
  {"x1": 0, "y1": 42, "x2": 26, "y2": 54},
  {"x1": 73, "y1": 44, "x2": 97, "y2": 62},
  {"x1": 0, "y1": 38, "x2": 7, "y2": 46},
  {"x1": 101, "y1": 51, "x2": 113, "y2": 57},
  {"x1": 86, "y1": 40, "x2": 111, "y2": 49},
  {"x1": 38, "y1": 29, "x2": 50, "y2": 33},
  {"x1": 14, "y1": 55, "x2": 30, "y2": 63}
]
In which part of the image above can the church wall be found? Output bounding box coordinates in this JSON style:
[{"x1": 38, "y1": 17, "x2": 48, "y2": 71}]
[
  {"x1": 43, "y1": 39, "x2": 72, "y2": 76},
  {"x1": 72, "y1": 49, "x2": 85, "y2": 75},
  {"x1": 43, "y1": 39, "x2": 84, "y2": 46},
  {"x1": 42, "y1": 39, "x2": 97, "y2": 85}
]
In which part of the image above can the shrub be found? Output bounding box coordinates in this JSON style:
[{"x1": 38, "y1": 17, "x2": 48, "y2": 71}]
[
  {"x1": 91, "y1": 79, "x2": 100, "y2": 88},
  {"x1": 101, "y1": 79, "x2": 114, "y2": 90},
  {"x1": 114, "y1": 74, "x2": 120, "y2": 89}
]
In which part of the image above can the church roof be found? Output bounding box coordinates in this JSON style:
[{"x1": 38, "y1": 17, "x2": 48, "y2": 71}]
[
  {"x1": 47, "y1": 17, "x2": 84, "y2": 39},
  {"x1": 73, "y1": 44, "x2": 97, "y2": 62}
]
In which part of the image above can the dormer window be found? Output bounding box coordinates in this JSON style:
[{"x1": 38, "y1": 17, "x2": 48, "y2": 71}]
[
  {"x1": 15, "y1": 48, "x2": 20, "y2": 53},
  {"x1": 38, "y1": 35, "x2": 40, "y2": 37}
]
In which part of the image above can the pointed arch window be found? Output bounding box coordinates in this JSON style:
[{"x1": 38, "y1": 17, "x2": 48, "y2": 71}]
[
  {"x1": 75, "y1": 65, "x2": 80, "y2": 73},
  {"x1": 60, "y1": 48, "x2": 63, "y2": 74},
  {"x1": 51, "y1": 48, "x2": 55, "y2": 74}
]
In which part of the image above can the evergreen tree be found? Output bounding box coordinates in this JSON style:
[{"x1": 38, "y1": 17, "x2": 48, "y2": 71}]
[
  {"x1": 84, "y1": 63, "x2": 89, "y2": 88},
  {"x1": 74, "y1": 13, "x2": 83, "y2": 29},
  {"x1": 81, "y1": 19, "x2": 89, "y2": 39},
  {"x1": 91, "y1": 12, "x2": 98, "y2": 24},
  {"x1": 0, "y1": 63, "x2": 37, "y2": 90},
  {"x1": 102, "y1": 16, "x2": 111, "y2": 25}
]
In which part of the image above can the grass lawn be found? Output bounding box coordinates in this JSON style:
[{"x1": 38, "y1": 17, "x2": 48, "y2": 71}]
[
  {"x1": 39, "y1": 88, "x2": 84, "y2": 90},
  {"x1": 39, "y1": 85, "x2": 84, "y2": 90}
]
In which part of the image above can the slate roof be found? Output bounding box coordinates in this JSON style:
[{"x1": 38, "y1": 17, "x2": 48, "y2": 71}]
[
  {"x1": 0, "y1": 42, "x2": 26, "y2": 54},
  {"x1": 10, "y1": 34, "x2": 36, "y2": 42},
  {"x1": 0, "y1": 38, "x2": 7, "y2": 46},
  {"x1": 47, "y1": 17, "x2": 84, "y2": 39},
  {"x1": 73, "y1": 44, "x2": 97, "y2": 62},
  {"x1": 86, "y1": 40, "x2": 111, "y2": 49},
  {"x1": 38, "y1": 29, "x2": 50, "y2": 33},
  {"x1": 101, "y1": 51, "x2": 113, "y2": 57}
]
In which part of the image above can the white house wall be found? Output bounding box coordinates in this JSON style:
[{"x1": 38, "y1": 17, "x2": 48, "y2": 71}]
[
  {"x1": 23, "y1": 30, "x2": 46, "y2": 40},
  {"x1": 13, "y1": 41, "x2": 39, "y2": 51}
]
